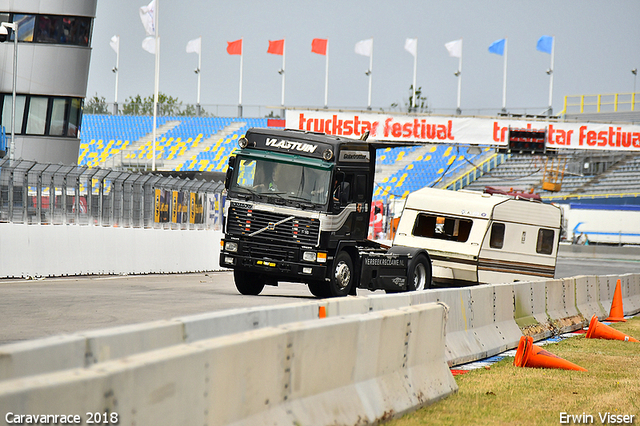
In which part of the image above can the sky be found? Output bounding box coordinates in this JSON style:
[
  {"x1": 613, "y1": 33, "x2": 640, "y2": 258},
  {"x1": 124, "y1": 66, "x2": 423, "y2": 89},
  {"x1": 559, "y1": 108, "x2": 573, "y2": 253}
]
[{"x1": 86, "y1": 0, "x2": 640, "y2": 117}]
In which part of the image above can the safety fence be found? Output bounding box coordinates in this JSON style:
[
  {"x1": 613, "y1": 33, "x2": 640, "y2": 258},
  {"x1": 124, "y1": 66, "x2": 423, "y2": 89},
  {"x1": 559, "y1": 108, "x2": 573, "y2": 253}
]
[{"x1": 0, "y1": 158, "x2": 224, "y2": 230}]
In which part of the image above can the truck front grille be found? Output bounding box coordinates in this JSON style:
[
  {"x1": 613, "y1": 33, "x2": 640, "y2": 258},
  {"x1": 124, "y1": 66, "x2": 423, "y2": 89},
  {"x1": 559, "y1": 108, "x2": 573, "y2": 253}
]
[{"x1": 227, "y1": 205, "x2": 320, "y2": 246}]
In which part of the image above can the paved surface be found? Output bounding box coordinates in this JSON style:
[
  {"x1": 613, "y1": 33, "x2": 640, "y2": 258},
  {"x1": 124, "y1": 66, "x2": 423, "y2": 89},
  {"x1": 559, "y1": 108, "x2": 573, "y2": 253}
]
[{"x1": 1, "y1": 254, "x2": 640, "y2": 345}]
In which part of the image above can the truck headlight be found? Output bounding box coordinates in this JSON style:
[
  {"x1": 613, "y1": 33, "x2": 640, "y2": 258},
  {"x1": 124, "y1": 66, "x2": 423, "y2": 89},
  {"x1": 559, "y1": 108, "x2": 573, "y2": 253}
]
[
  {"x1": 225, "y1": 241, "x2": 238, "y2": 252},
  {"x1": 316, "y1": 252, "x2": 327, "y2": 263},
  {"x1": 302, "y1": 251, "x2": 316, "y2": 262}
]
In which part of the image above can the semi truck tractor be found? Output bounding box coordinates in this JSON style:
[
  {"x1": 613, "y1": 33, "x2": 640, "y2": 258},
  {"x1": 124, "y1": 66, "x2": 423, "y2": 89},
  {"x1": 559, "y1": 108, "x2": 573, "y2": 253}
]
[{"x1": 219, "y1": 128, "x2": 431, "y2": 297}]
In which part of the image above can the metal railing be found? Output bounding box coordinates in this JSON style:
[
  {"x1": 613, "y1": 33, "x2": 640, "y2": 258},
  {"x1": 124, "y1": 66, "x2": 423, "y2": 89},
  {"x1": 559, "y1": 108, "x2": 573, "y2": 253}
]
[
  {"x1": 443, "y1": 152, "x2": 510, "y2": 191},
  {"x1": 0, "y1": 158, "x2": 224, "y2": 229},
  {"x1": 563, "y1": 92, "x2": 640, "y2": 114}
]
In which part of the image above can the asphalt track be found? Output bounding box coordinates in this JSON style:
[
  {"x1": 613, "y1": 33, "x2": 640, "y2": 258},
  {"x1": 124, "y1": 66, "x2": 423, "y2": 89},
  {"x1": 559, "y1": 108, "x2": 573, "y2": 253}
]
[{"x1": 1, "y1": 254, "x2": 640, "y2": 345}]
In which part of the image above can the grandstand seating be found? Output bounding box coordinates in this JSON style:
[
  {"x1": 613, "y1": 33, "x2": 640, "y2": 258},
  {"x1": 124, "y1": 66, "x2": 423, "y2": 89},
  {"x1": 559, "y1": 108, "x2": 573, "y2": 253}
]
[
  {"x1": 80, "y1": 115, "x2": 640, "y2": 204},
  {"x1": 372, "y1": 145, "x2": 483, "y2": 200},
  {"x1": 79, "y1": 116, "x2": 269, "y2": 172}
]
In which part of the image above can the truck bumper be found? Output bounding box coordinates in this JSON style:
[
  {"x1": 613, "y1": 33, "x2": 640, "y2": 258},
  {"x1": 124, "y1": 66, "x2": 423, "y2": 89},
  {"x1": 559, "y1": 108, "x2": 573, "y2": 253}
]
[{"x1": 220, "y1": 251, "x2": 327, "y2": 283}]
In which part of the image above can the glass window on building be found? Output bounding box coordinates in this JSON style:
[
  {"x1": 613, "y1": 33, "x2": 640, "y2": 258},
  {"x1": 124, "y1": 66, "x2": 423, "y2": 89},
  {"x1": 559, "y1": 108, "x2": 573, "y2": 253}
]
[
  {"x1": 50, "y1": 98, "x2": 68, "y2": 136},
  {"x1": 26, "y1": 97, "x2": 48, "y2": 135},
  {"x1": 68, "y1": 98, "x2": 82, "y2": 137},
  {"x1": 1, "y1": 94, "x2": 26, "y2": 134},
  {"x1": 11, "y1": 15, "x2": 35, "y2": 42},
  {"x1": 63, "y1": 16, "x2": 91, "y2": 47},
  {"x1": 1, "y1": 94, "x2": 83, "y2": 138},
  {"x1": 36, "y1": 15, "x2": 62, "y2": 44}
]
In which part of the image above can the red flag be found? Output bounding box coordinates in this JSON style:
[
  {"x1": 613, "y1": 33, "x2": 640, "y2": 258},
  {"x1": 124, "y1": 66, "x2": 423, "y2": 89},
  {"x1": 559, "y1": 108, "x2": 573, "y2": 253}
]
[
  {"x1": 311, "y1": 38, "x2": 327, "y2": 55},
  {"x1": 227, "y1": 39, "x2": 242, "y2": 55},
  {"x1": 267, "y1": 39, "x2": 284, "y2": 55}
]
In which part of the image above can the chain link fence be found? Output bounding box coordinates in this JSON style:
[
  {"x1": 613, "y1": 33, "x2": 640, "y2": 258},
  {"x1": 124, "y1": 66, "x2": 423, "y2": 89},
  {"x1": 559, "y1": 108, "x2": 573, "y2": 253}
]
[{"x1": 0, "y1": 158, "x2": 225, "y2": 230}]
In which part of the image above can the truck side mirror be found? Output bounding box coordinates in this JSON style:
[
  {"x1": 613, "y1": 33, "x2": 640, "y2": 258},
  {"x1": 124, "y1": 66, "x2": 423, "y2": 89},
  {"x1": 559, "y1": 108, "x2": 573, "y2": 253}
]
[{"x1": 224, "y1": 156, "x2": 236, "y2": 189}]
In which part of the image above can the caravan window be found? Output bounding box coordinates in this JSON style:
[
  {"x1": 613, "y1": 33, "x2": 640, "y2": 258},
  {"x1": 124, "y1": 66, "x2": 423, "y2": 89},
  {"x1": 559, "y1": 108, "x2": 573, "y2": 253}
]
[
  {"x1": 412, "y1": 213, "x2": 473, "y2": 242},
  {"x1": 489, "y1": 223, "x2": 505, "y2": 249},
  {"x1": 536, "y1": 228, "x2": 555, "y2": 255}
]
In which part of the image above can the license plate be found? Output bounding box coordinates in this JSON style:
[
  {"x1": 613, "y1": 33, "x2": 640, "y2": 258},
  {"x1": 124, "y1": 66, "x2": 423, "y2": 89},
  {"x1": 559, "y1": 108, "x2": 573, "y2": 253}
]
[{"x1": 256, "y1": 260, "x2": 276, "y2": 267}]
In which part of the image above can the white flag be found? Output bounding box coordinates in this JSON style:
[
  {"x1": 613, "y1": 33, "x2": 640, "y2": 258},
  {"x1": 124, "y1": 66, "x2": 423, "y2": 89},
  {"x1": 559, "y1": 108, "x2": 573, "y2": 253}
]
[
  {"x1": 110, "y1": 35, "x2": 119, "y2": 53},
  {"x1": 139, "y1": 0, "x2": 155, "y2": 36},
  {"x1": 445, "y1": 39, "x2": 462, "y2": 58},
  {"x1": 355, "y1": 38, "x2": 373, "y2": 57},
  {"x1": 404, "y1": 38, "x2": 417, "y2": 57},
  {"x1": 186, "y1": 37, "x2": 201, "y2": 54},
  {"x1": 142, "y1": 35, "x2": 155, "y2": 54}
]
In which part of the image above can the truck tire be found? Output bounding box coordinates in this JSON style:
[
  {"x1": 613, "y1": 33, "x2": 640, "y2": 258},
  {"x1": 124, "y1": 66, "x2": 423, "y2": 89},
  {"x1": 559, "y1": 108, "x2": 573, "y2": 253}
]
[
  {"x1": 308, "y1": 281, "x2": 330, "y2": 298},
  {"x1": 328, "y1": 251, "x2": 354, "y2": 297},
  {"x1": 234, "y1": 270, "x2": 266, "y2": 295},
  {"x1": 407, "y1": 254, "x2": 431, "y2": 291}
]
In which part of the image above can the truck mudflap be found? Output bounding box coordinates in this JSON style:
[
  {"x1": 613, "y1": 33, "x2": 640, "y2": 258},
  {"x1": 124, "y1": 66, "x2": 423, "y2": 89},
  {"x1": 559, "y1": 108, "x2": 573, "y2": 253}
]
[{"x1": 359, "y1": 252, "x2": 410, "y2": 292}]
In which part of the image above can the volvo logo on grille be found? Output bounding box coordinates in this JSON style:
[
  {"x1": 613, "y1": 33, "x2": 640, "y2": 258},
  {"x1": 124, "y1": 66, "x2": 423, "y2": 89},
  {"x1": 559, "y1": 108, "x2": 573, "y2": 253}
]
[{"x1": 267, "y1": 222, "x2": 276, "y2": 231}]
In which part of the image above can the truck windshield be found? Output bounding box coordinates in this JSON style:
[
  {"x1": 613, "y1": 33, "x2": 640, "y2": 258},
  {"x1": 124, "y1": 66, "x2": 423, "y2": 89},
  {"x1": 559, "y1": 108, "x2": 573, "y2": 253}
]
[{"x1": 230, "y1": 157, "x2": 331, "y2": 205}]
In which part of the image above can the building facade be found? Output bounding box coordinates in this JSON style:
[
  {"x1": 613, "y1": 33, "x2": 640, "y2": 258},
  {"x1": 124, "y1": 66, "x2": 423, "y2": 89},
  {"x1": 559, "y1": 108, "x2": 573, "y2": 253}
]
[{"x1": 0, "y1": 0, "x2": 96, "y2": 165}]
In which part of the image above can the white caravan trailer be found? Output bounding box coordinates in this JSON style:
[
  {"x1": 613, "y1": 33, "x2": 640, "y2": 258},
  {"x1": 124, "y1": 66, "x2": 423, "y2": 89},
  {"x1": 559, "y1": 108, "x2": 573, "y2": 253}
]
[{"x1": 392, "y1": 187, "x2": 562, "y2": 286}]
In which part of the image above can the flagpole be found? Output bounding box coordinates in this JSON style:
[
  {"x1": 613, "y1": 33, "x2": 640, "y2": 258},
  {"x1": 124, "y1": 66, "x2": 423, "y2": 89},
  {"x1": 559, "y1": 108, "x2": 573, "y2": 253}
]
[
  {"x1": 502, "y1": 38, "x2": 508, "y2": 112},
  {"x1": 238, "y1": 38, "x2": 243, "y2": 117},
  {"x1": 114, "y1": 36, "x2": 119, "y2": 115},
  {"x1": 152, "y1": 0, "x2": 159, "y2": 171},
  {"x1": 456, "y1": 39, "x2": 462, "y2": 115},
  {"x1": 367, "y1": 38, "x2": 373, "y2": 110},
  {"x1": 548, "y1": 36, "x2": 555, "y2": 116},
  {"x1": 412, "y1": 39, "x2": 417, "y2": 111},
  {"x1": 281, "y1": 39, "x2": 286, "y2": 113},
  {"x1": 324, "y1": 40, "x2": 329, "y2": 108},
  {"x1": 196, "y1": 36, "x2": 201, "y2": 116}
]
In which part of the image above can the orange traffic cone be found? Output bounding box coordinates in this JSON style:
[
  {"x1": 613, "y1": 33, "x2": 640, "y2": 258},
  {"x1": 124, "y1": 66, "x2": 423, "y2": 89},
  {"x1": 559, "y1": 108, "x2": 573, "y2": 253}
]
[
  {"x1": 586, "y1": 315, "x2": 638, "y2": 342},
  {"x1": 514, "y1": 336, "x2": 587, "y2": 371},
  {"x1": 605, "y1": 279, "x2": 626, "y2": 322}
]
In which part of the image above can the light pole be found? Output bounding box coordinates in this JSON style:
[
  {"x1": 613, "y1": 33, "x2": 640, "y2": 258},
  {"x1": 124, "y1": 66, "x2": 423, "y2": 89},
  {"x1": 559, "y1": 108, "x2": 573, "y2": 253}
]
[
  {"x1": 0, "y1": 21, "x2": 18, "y2": 161},
  {"x1": 633, "y1": 69, "x2": 638, "y2": 112}
]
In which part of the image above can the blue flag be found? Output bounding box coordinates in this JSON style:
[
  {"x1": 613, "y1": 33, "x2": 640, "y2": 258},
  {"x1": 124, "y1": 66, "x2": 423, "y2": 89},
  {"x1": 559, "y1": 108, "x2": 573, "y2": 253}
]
[
  {"x1": 536, "y1": 35, "x2": 553, "y2": 54},
  {"x1": 488, "y1": 38, "x2": 505, "y2": 56}
]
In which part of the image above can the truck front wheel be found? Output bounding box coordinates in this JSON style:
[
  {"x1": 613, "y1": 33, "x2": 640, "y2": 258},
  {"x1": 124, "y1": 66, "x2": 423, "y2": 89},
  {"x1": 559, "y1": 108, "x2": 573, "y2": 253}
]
[
  {"x1": 234, "y1": 270, "x2": 266, "y2": 295},
  {"x1": 408, "y1": 254, "x2": 432, "y2": 291},
  {"x1": 328, "y1": 251, "x2": 354, "y2": 297}
]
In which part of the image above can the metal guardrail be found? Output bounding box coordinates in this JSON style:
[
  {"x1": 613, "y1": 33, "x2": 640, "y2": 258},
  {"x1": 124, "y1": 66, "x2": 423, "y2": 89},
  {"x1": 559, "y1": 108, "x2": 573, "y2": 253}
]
[{"x1": 0, "y1": 158, "x2": 224, "y2": 229}]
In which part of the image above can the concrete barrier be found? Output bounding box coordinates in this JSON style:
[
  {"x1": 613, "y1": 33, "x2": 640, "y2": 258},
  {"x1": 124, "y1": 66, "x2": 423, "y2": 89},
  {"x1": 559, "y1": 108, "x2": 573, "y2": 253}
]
[
  {"x1": 545, "y1": 278, "x2": 582, "y2": 332},
  {"x1": 513, "y1": 280, "x2": 552, "y2": 340},
  {"x1": 0, "y1": 223, "x2": 224, "y2": 278},
  {"x1": 572, "y1": 275, "x2": 608, "y2": 320},
  {"x1": 3, "y1": 273, "x2": 640, "y2": 387},
  {"x1": 619, "y1": 274, "x2": 640, "y2": 314},
  {"x1": 0, "y1": 303, "x2": 457, "y2": 426},
  {"x1": 599, "y1": 275, "x2": 618, "y2": 316},
  {"x1": 178, "y1": 302, "x2": 320, "y2": 343}
]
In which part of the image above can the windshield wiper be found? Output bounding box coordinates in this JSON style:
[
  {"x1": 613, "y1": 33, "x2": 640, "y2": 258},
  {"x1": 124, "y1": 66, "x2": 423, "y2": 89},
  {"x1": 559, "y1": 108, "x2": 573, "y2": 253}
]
[{"x1": 233, "y1": 186, "x2": 262, "y2": 200}]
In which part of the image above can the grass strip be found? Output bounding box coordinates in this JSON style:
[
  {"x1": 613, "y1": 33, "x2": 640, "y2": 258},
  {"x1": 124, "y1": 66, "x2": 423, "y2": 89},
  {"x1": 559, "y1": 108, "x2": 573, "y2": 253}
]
[{"x1": 389, "y1": 316, "x2": 640, "y2": 426}]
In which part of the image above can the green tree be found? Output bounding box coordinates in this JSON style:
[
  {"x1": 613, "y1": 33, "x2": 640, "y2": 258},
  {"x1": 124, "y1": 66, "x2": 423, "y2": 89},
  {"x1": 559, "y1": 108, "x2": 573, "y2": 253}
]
[
  {"x1": 84, "y1": 93, "x2": 110, "y2": 114},
  {"x1": 177, "y1": 103, "x2": 208, "y2": 117},
  {"x1": 122, "y1": 92, "x2": 183, "y2": 116},
  {"x1": 391, "y1": 85, "x2": 430, "y2": 113}
]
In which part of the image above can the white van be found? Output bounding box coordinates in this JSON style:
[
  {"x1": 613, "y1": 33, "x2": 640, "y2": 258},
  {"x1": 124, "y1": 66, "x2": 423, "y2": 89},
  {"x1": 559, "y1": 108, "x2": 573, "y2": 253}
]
[{"x1": 392, "y1": 187, "x2": 562, "y2": 286}]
